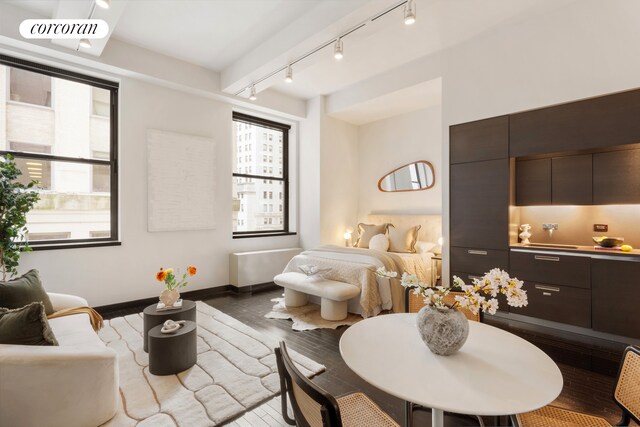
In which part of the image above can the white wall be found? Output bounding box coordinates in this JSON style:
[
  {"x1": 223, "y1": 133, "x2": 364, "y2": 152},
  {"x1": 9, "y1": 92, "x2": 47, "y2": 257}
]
[
  {"x1": 356, "y1": 106, "x2": 442, "y2": 222},
  {"x1": 298, "y1": 96, "x2": 359, "y2": 248},
  {"x1": 298, "y1": 97, "x2": 322, "y2": 249},
  {"x1": 18, "y1": 78, "x2": 299, "y2": 306},
  {"x1": 440, "y1": 0, "x2": 640, "y2": 284},
  {"x1": 320, "y1": 113, "x2": 359, "y2": 246}
]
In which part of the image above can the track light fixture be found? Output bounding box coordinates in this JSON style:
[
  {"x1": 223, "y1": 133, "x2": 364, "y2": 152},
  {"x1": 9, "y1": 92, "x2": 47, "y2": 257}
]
[
  {"x1": 234, "y1": 1, "x2": 416, "y2": 98},
  {"x1": 334, "y1": 38, "x2": 344, "y2": 60},
  {"x1": 404, "y1": 0, "x2": 416, "y2": 25},
  {"x1": 95, "y1": 0, "x2": 111, "y2": 9},
  {"x1": 285, "y1": 65, "x2": 293, "y2": 83},
  {"x1": 79, "y1": 38, "x2": 92, "y2": 49}
]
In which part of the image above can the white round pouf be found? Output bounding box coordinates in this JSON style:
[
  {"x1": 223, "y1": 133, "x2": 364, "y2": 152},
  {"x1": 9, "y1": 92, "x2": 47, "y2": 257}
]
[{"x1": 369, "y1": 234, "x2": 389, "y2": 252}]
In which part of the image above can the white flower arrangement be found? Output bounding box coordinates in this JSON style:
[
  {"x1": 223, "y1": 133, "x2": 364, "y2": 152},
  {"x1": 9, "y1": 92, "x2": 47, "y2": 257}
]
[{"x1": 375, "y1": 267, "x2": 528, "y2": 316}]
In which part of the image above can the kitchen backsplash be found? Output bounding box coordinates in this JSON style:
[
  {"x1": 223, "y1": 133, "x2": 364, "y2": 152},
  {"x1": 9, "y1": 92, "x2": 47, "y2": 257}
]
[{"x1": 515, "y1": 205, "x2": 640, "y2": 247}]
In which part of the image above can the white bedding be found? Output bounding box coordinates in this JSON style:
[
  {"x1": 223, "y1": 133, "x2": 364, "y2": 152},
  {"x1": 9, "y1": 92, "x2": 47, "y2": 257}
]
[{"x1": 282, "y1": 245, "x2": 434, "y2": 316}]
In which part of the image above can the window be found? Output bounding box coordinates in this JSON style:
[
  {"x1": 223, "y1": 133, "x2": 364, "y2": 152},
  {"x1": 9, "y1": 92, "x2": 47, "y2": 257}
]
[
  {"x1": 232, "y1": 112, "x2": 290, "y2": 236},
  {"x1": 1, "y1": 55, "x2": 119, "y2": 248},
  {"x1": 9, "y1": 67, "x2": 52, "y2": 107}
]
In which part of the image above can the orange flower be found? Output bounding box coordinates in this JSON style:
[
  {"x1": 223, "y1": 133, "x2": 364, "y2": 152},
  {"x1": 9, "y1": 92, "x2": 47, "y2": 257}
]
[
  {"x1": 156, "y1": 268, "x2": 167, "y2": 282},
  {"x1": 187, "y1": 265, "x2": 197, "y2": 276}
]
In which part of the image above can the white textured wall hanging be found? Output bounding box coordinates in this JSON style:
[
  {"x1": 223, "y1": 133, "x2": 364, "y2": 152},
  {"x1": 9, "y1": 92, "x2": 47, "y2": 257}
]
[{"x1": 147, "y1": 129, "x2": 216, "y2": 232}]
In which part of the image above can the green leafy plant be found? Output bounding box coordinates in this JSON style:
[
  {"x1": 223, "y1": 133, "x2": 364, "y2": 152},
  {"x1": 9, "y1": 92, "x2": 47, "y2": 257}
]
[{"x1": 0, "y1": 154, "x2": 40, "y2": 280}]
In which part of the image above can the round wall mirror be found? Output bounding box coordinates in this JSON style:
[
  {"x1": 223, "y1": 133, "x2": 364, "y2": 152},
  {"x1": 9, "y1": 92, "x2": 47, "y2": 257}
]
[{"x1": 378, "y1": 160, "x2": 435, "y2": 192}]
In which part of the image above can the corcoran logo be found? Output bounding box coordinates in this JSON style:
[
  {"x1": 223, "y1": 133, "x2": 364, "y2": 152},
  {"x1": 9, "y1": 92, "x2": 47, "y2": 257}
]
[{"x1": 19, "y1": 19, "x2": 109, "y2": 39}]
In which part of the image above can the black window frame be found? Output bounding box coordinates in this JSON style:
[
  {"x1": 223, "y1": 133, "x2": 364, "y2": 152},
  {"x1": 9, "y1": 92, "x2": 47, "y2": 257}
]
[
  {"x1": 232, "y1": 112, "x2": 294, "y2": 239},
  {"x1": 0, "y1": 54, "x2": 120, "y2": 250}
]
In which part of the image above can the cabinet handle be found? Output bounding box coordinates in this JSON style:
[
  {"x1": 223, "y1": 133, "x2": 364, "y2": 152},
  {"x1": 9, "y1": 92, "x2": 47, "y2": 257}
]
[
  {"x1": 468, "y1": 250, "x2": 488, "y2": 256},
  {"x1": 468, "y1": 275, "x2": 482, "y2": 281},
  {"x1": 542, "y1": 292, "x2": 552, "y2": 296},
  {"x1": 535, "y1": 285, "x2": 560, "y2": 292},
  {"x1": 534, "y1": 255, "x2": 560, "y2": 262}
]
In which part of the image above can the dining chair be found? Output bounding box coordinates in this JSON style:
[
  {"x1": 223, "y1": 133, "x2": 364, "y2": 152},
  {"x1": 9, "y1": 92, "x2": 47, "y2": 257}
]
[
  {"x1": 403, "y1": 286, "x2": 483, "y2": 427},
  {"x1": 275, "y1": 341, "x2": 400, "y2": 427},
  {"x1": 404, "y1": 287, "x2": 481, "y2": 322},
  {"x1": 511, "y1": 345, "x2": 640, "y2": 427}
]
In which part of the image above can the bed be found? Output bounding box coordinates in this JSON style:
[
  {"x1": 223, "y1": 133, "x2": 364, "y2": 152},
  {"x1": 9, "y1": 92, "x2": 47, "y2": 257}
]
[{"x1": 281, "y1": 214, "x2": 442, "y2": 317}]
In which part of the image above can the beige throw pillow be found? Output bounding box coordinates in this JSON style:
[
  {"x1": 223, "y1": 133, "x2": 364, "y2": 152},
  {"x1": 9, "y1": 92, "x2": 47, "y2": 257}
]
[
  {"x1": 355, "y1": 223, "x2": 389, "y2": 248},
  {"x1": 388, "y1": 225, "x2": 421, "y2": 253}
]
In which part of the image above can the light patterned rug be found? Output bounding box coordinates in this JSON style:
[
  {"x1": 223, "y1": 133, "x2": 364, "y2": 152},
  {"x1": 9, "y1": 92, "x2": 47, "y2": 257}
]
[
  {"x1": 265, "y1": 297, "x2": 362, "y2": 331},
  {"x1": 98, "y1": 301, "x2": 325, "y2": 426}
]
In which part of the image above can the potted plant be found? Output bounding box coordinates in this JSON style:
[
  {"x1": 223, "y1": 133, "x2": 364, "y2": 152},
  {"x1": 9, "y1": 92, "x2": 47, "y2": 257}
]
[
  {"x1": 0, "y1": 155, "x2": 40, "y2": 280},
  {"x1": 377, "y1": 267, "x2": 528, "y2": 355},
  {"x1": 155, "y1": 265, "x2": 197, "y2": 307}
]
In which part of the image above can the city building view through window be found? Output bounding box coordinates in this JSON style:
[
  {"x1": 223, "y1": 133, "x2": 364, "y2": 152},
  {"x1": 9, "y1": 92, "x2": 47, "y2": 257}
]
[
  {"x1": 0, "y1": 61, "x2": 117, "y2": 244},
  {"x1": 232, "y1": 113, "x2": 288, "y2": 234}
]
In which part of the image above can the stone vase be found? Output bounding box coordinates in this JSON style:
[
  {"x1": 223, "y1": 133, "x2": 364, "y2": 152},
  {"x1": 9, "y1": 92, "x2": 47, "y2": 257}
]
[
  {"x1": 416, "y1": 305, "x2": 469, "y2": 356},
  {"x1": 160, "y1": 288, "x2": 180, "y2": 307}
]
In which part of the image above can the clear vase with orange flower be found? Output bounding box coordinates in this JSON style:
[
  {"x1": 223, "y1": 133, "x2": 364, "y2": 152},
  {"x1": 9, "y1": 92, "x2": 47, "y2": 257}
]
[{"x1": 156, "y1": 265, "x2": 197, "y2": 308}]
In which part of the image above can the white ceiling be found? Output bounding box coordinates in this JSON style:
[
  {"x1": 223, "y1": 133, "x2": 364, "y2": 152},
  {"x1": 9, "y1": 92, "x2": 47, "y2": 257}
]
[
  {"x1": 329, "y1": 78, "x2": 442, "y2": 125},
  {"x1": 4, "y1": 0, "x2": 572, "y2": 121},
  {"x1": 114, "y1": 0, "x2": 325, "y2": 72}
]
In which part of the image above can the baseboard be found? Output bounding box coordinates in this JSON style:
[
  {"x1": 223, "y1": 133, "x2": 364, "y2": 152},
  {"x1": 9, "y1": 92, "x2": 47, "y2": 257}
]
[
  {"x1": 230, "y1": 281, "x2": 279, "y2": 294},
  {"x1": 94, "y1": 285, "x2": 234, "y2": 316}
]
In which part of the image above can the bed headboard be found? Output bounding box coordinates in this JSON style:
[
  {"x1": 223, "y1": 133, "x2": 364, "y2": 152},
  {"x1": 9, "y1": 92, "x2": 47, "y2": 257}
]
[{"x1": 367, "y1": 214, "x2": 442, "y2": 244}]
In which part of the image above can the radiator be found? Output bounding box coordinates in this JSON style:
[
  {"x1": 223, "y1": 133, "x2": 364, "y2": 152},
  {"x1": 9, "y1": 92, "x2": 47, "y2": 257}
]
[{"x1": 230, "y1": 248, "x2": 302, "y2": 288}]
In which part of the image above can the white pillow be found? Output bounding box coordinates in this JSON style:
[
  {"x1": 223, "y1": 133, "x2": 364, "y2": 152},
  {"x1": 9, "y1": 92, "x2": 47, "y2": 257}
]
[
  {"x1": 415, "y1": 241, "x2": 437, "y2": 254},
  {"x1": 369, "y1": 234, "x2": 389, "y2": 252}
]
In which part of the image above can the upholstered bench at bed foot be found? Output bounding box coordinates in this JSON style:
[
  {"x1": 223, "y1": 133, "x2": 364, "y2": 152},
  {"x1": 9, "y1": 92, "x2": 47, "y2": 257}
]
[{"x1": 274, "y1": 272, "x2": 360, "y2": 321}]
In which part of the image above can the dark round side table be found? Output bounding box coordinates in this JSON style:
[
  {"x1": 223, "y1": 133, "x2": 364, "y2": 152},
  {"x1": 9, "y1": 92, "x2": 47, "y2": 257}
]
[
  {"x1": 142, "y1": 300, "x2": 196, "y2": 352},
  {"x1": 148, "y1": 320, "x2": 197, "y2": 375}
]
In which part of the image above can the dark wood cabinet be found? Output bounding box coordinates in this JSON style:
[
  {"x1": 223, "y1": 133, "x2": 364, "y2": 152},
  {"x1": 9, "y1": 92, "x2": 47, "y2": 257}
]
[
  {"x1": 592, "y1": 259, "x2": 640, "y2": 339},
  {"x1": 593, "y1": 149, "x2": 640, "y2": 204},
  {"x1": 451, "y1": 247, "x2": 509, "y2": 275},
  {"x1": 511, "y1": 282, "x2": 591, "y2": 328},
  {"x1": 450, "y1": 116, "x2": 509, "y2": 164},
  {"x1": 510, "y1": 251, "x2": 591, "y2": 289},
  {"x1": 510, "y1": 88, "x2": 640, "y2": 157},
  {"x1": 450, "y1": 159, "x2": 509, "y2": 250},
  {"x1": 552, "y1": 154, "x2": 593, "y2": 205},
  {"x1": 516, "y1": 154, "x2": 593, "y2": 206},
  {"x1": 516, "y1": 158, "x2": 551, "y2": 205}
]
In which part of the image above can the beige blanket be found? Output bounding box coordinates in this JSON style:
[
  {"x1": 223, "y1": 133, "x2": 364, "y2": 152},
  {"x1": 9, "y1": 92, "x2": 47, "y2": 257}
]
[{"x1": 48, "y1": 306, "x2": 104, "y2": 331}]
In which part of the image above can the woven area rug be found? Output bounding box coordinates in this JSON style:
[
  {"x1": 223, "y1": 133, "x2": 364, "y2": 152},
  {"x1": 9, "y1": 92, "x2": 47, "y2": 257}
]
[
  {"x1": 98, "y1": 301, "x2": 325, "y2": 426},
  {"x1": 265, "y1": 297, "x2": 361, "y2": 331}
]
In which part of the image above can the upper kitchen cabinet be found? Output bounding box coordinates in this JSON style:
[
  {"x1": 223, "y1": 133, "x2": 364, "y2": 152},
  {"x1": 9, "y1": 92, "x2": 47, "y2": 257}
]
[
  {"x1": 450, "y1": 159, "x2": 510, "y2": 250},
  {"x1": 516, "y1": 158, "x2": 551, "y2": 206},
  {"x1": 552, "y1": 154, "x2": 593, "y2": 205},
  {"x1": 450, "y1": 116, "x2": 509, "y2": 164},
  {"x1": 516, "y1": 154, "x2": 593, "y2": 206},
  {"x1": 593, "y1": 148, "x2": 640, "y2": 204},
  {"x1": 510, "y1": 89, "x2": 640, "y2": 157}
]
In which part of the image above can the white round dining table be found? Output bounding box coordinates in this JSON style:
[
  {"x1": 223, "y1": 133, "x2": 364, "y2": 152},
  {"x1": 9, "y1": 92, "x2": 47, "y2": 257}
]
[{"x1": 339, "y1": 313, "x2": 563, "y2": 427}]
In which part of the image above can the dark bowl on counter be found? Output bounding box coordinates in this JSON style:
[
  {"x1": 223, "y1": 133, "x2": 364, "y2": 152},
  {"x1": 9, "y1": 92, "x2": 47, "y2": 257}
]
[{"x1": 593, "y1": 237, "x2": 625, "y2": 248}]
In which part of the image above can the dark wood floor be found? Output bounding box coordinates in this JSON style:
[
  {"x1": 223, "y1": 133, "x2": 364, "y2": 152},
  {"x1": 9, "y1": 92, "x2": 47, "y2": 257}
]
[{"x1": 104, "y1": 288, "x2": 632, "y2": 427}]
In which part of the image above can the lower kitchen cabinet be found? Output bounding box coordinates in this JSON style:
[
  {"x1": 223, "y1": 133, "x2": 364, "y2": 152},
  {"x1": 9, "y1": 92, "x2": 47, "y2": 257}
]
[
  {"x1": 511, "y1": 282, "x2": 591, "y2": 328},
  {"x1": 592, "y1": 259, "x2": 640, "y2": 339}
]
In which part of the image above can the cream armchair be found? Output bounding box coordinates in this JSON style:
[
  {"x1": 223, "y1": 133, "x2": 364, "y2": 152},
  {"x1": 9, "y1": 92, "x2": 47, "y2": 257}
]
[{"x1": 0, "y1": 293, "x2": 118, "y2": 427}]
